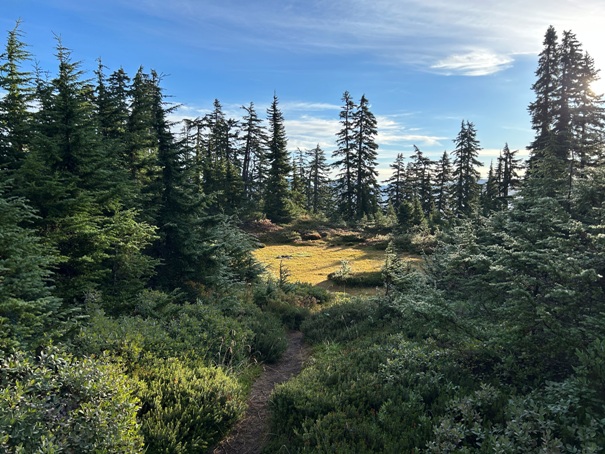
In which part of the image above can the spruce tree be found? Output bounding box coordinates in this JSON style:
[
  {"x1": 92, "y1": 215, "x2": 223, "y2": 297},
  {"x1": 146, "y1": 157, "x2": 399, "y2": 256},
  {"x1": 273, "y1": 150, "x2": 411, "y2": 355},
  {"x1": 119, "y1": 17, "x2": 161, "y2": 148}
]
[
  {"x1": 0, "y1": 20, "x2": 33, "y2": 176},
  {"x1": 408, "y1": 145, "x2": 434, "y2": 215},
  {"x1": 352, "y1": 94, "x2": 380, "y2": 220},
  {"x1": 528, "y1": 25, "x2": 560, "y2": 165},
  {"x1": 332, "y1": 91, "x2": 357, "y2": 220},
  {"x1": 264, "y1": 94, "x2": 292, "y2": 223},
  {"x1": 481, "y1": 161, "x2": 499, "y2": 215},
  {"x1": 497, "y1": 143, "x2": 522, "y2": 203},
  {"x1": 240, "y1": 102, "x2": 268, "y2": 208},
  {"x1": 306, "y1": 144, "x2": 330, "y2": 214},
  {"x1": 290, "y1": 148, "x2": 308, "y2": 212},
  {"x1": 451, "y1": 120, "x2": 483, "y2": 218},
  {"x1": 384, "y1": 153, "x2": 406, "y2": 210},
  {"x1": 434, "y1": 150, "x2": 453, "y2": 220},
  {"x1": 0, "y1": 180, "x2": 62, "y2": 353}
]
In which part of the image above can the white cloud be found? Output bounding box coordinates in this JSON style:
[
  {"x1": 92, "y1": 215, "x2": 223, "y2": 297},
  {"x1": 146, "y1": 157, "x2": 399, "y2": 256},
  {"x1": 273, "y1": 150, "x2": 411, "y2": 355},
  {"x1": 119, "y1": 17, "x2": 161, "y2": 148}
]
[
  {"x1": 377, "y1": 115, "x2": 446, "y2": 147},
  {"x1": 112, "y1": 0, "x2": 605, "y2": 76},
  {"x1": 431, "y1": 51, "x2": 514, "y2": 76},
  {"x1": 284, "y1": 116, "x2": 340, "y2": 152}
]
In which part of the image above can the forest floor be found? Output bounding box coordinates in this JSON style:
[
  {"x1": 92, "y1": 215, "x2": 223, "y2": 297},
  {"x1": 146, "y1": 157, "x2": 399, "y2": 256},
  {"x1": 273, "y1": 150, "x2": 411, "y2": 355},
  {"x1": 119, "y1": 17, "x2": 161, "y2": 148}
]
[{"x1": 212, "y1": 330, "x2": 310, "y2": 454}]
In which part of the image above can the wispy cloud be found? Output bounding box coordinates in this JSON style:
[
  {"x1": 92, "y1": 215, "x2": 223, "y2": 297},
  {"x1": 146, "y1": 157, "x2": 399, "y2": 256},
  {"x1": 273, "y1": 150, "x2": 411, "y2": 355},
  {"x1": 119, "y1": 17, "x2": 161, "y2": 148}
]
[
  {"x1": 103, "y1": 0, "x2": 605, "y2": 75},
  {"x1": 431, "y1": 50, "x2": 514, "y2": 76},
  {"x1": 377, "y1": 115, "x2": 446, "y2": 148}
]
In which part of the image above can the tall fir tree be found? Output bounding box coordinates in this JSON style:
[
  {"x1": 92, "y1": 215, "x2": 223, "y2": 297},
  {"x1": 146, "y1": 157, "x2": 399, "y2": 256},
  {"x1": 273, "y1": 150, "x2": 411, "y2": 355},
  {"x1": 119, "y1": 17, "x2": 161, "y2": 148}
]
[
  {"x1": 496, "y1": 143, "x2": 522, "y2": 203},
  {"x1": 384, "y1": 153, "x2": 406, "y2": 210},
  {"x1": 528, "y1": 25, "x2": 560, "y2": 165},
  {"x1": 264, "y1": 93, "x2": 292, "y2": 223},
  {"x1": 0, "y1": 20, "x2": 33, "y2": 176},
  {"x1": 433, "y1": 150, "x2": 453, "y2": 220},
  {"x1": 332, "y1": 91, "x2": 357, "y2": 220},
  {"x1": 240, "y1": 102, "x2": 268, "y2": 208},
  {"x1": 0, "y1": 180, "x2": 63, "y2": 354},
  {"x1": 527, "y1": 27, "x2": 605, "y2": 198},
  {"x1": 306, "y1": 144, "x2": 330, "y2": 214},
  {"x1": 408, "y1": 145, "x2": 434, "y2": 215},
  {"x1": 451, "y1": 120, "x2": 483, "y2": 218},
  {"x1": 352, "y1": 94, "x2": 380, "y2": 220}
]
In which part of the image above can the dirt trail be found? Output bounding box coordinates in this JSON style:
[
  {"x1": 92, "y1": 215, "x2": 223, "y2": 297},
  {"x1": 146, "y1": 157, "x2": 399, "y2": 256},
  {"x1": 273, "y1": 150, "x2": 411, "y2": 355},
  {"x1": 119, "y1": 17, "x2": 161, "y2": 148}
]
[{"x1": 212, "y1": 330, "x2": 309, "y2": 454}]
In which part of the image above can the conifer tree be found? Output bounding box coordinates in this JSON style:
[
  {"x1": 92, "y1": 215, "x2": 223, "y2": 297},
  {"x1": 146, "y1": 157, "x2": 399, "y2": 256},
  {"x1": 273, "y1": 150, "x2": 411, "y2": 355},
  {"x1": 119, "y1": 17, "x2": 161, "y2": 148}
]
[
  {"x1": 527, "y1": 27, "x2": 605, "y2": 198},
  {"x1": 384, "y1": 153, "x2": 406, "y2": 209},
  {"x1": 451, "y1": 120, "x2": 483, "y2": 218},
  {"x1": 290, "y1": 148, "x2": 308, "y2": 212},
  {"x1": 306, "y1": 144, "x2": 330, "y2": 214},
  {"x1": 481, "y1": 161, "x2": 499, "y2": 215},
  {"x1": 201, "y1": 100, "x2": 242, "y2": 212},
  {"x1": 497, "y1": 143, "x2": 522, "y2": 203},
  {"x1": 17, "y1": 39, "x2": 113, "y2": 301},
  {"x1": 408, "y1": 145, "x2": 434, "y2": 215},
  {"x1": 240, "y1": 102, "x2": 267, "y2": 206},
  {"x1": 126, "y1": 67, "x2": 158, "y2": 204},
  {"x1": 0, "y1": 20, "x2": 33, "y2": 176},
  {"x1": 333, "y1": 91, "x2": 357, "y2": 220},
  {"x1": 528, "y1": 25, "x2": 560, "y2": 165},
  {"x1": 352, "y1": 94, "x2": 380, "y2": 220},
  {"x1": 433, "y1": 150, "x2": 453, "y2": 220},
  {"x1": 264, "y1": 94, "x2": 292, "y2": 223},
  {"x1": 0, "y1": 181, "x2": 62, "y2": 353}
]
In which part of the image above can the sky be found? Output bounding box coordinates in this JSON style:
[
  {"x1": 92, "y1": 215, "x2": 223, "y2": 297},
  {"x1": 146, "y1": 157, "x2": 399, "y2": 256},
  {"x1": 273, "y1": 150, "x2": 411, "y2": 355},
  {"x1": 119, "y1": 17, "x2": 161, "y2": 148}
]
[{"x1": 3, "y1": 0, "x2": 605, "y2": 179}]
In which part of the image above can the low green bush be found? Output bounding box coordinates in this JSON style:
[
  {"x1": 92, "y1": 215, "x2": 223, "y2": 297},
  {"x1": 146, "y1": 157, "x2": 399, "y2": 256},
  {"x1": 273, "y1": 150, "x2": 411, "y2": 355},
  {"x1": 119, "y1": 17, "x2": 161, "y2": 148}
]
[
  {"x1": 301, "y1": 298, "x2": 383, "y2": 344},
  {"x1": 0, "y1": 348, "x2": 143, "y2": 453},
  {"x1": 327, "y1": 270, "x2": 384, "y2": 287},
  {"x1": 135, "y1": 356, "x2": 245, "y2": 453},
  {"x1": 253, "y1": 281, "x2": 312, "y2": 329}
]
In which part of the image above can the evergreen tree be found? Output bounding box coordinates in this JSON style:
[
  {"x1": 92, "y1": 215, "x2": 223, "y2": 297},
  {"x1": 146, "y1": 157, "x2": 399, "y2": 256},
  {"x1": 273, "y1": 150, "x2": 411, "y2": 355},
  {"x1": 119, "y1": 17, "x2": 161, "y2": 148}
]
[
  {"x1": 481, "y1": 161, "x2": 499, "y2": 214},
  {"x1": 17, "y1": 39, "x2": 114, "y2": 301},
  {"x1": 290, "y1": 148, "x2": 308, "y2": 212},
  {"x1": 332, "y1": 91, "x2": 357, "y2": 220},
  {"x1": 240, "y1": 102, "x2": 267, "y2": 207},
  {"x1": 433, "y1": 150, "x2": 453, "y2": 220},
  {"x1": 527, "y1": 27, "x2": 605, "y2": 198},
  {"x1": 201, "y1": 100, "x2": 242, "y2": 212},
  {"x1": 408, "y1": 145, "x2": 434, "y2": 215},
  {"x1": 451, "y1": 120, "x2": 483, "y2": 218},
  {"x1": 306, "y1": 144, "x2": 330, "y2": 214},
  {"x1": 528, "y1": 25, "x2": 560, "y2": 165},
  {"x1": 397, "y1": 197, "x2": 426, "y2": 232},
  {"x1": 0, "y1": 180, "x2": 63, "y2": 353},
  {"x1": 352, "y1": 94, "x2": 380, "y2": 220},
  {"x1": 264, "y1": 94, "x2": 292, "y2": 223},
  {"x1": 497, "y1": 143, "x2": 522, "y2": 203},
  {"x1": 126, "y1": 67, "x2": 158, "y2": 208},
  {"x1": 0, "y1": 20, "x2": 33, "y2": 176},
  {"x1": 93, "y1": 61, "x2": 137, "y2": 206},
  {"x1": 384, "y1": 153, "x2": 406, "y2": 209}
]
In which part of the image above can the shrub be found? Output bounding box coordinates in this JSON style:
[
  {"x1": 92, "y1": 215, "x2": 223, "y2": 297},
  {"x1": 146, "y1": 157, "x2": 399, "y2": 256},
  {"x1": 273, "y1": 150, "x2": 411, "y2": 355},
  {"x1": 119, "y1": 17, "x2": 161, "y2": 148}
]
[
  {"x1": 300, "y1": 231, "x2": 322, "y2": 241},
  {"x1": 135, "y1": 357, "x2": 245, "y2": 453},
  {"x1": 0, "y1": 348, "x2": 143, "y2": 453},
  {"x1": 253, "y1": 281, "x2": 312, "y2": 329},
  {"x1": 301, "y1": 298, "x2": 383, "y2": 344},
  {"x1": 328, "y1": 270, "x2": 383, "y2": 288}
]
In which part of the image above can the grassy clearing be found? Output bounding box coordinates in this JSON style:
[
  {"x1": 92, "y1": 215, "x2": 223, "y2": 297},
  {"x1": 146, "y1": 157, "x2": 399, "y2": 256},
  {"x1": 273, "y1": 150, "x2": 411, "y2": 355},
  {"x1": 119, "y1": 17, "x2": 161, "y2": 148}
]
[{"x1": 253, "y1": 241, "x2": 419, "y2": 296}]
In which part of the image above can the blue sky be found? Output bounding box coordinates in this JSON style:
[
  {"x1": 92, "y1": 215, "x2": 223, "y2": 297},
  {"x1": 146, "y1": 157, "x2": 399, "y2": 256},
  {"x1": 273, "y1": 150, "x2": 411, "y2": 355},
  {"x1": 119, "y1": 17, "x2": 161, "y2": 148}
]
[{"x1": 3, "y1": 0, "x2": 605, "y2": 179}]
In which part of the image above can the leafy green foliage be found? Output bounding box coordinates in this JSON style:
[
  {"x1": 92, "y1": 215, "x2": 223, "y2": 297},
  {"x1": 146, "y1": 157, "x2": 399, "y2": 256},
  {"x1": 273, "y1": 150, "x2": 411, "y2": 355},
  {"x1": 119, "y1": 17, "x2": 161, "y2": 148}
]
[
  {"x1": 0, "y1": 348, "x2": 143, "y2": 453},
  {"x1": 135, "y1": 357, "x2": 245, "y2": 453}
]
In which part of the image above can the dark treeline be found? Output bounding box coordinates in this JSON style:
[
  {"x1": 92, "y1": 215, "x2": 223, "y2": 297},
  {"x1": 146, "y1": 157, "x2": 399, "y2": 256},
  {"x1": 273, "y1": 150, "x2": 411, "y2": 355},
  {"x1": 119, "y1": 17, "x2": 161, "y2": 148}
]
[{"x1": 1, "y1": 20, "x2": 605, "y2": 452}]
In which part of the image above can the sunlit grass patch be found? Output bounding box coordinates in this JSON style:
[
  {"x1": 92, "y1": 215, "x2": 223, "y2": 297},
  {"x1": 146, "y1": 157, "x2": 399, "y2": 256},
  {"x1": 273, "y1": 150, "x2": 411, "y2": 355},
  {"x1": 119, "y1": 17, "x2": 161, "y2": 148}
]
[{"x1": 253, "y1": 242, "x2": 419, "y2": 296}]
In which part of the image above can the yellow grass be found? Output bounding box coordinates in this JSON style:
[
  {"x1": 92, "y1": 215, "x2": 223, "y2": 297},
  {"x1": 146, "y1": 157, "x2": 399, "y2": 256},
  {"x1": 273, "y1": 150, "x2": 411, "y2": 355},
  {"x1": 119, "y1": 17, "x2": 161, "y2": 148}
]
[{"x1": 253, "y1": 241, "x2": 419, "y2": 296}]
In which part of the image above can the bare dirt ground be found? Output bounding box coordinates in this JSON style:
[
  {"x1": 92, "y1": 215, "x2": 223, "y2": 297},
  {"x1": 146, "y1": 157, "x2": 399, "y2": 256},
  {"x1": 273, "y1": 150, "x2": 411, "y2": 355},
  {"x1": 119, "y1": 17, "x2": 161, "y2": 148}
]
[{"x1": 212, "y1": 330, "x2": 310, "y2": 454}]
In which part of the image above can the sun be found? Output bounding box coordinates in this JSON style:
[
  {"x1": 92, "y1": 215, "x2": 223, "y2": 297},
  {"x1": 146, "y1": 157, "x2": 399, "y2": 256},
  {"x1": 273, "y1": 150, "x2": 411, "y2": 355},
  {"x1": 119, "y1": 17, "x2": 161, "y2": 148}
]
[{"x1": 590, "y1": 78, "x2": 605, "y2": 97}]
